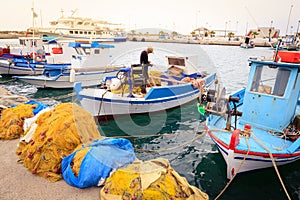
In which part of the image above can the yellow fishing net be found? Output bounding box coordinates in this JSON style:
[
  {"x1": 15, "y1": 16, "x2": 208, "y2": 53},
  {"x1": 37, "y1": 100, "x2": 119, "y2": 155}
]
[
  {"x1": 110, "y1": 71, "x2": 163, "y2": 95},
  {"x1": 0, "y1": 104, "x2": 36, "y2": 140},
  {"x1": 71, "y1": 146, "x2": 91, "y2": 177},
  {"x1": 100, "y1": 158, "x2": 209, "y2": 200},
  {"x1": 16, "y1": 102, "x2": 102, "y2": 182},
  {"x1": 148, "y1": 70, "x2": 162, "y2": 86}
]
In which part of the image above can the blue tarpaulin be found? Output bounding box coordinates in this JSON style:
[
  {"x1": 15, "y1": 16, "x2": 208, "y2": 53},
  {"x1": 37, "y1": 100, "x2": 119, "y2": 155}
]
[{"x1": 61, "y1": 138, "x2": 136, "y2": 188}]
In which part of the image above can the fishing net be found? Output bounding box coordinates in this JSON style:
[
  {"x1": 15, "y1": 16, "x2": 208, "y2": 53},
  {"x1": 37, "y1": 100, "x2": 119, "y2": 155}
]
[
  {"x1": 100, "y1": 158, "x2": 209, "y2": 200},
  {"x1": 109, "y1": 71, "x2": 163, "y2": 95},
  {"x1": 0, "y1": 103, "x2": 36, "y2": 140},
  {"x1": 0, "y1": 87, "x2": 29, "y2": 108},
  {"x1": 16, "y1": 102, "x2": 102, "y2": 182},
  {"x1": 148, "y1": 70, "x2": 162, "y2": 86}
]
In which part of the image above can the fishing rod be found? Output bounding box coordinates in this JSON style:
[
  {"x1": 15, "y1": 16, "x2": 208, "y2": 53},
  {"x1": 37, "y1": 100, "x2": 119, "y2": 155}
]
[{"x1": 244, "y1": 6, "x2": 275, "y2": 48}]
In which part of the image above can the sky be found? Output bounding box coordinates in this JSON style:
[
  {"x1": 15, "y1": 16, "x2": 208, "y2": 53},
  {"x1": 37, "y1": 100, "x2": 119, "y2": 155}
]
[{"x1": 1, "y1": 0, "x2": 300, "y2": 36}]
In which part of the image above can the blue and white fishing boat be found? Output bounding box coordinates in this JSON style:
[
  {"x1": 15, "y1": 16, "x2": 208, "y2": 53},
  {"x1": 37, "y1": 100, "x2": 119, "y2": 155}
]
[
  {"x1": 75, "y1": 55, "x2": 216, "y2": 118},
  {"x1": 13, "y1": 41, "x2": 122, "y2": 88},
  {"x1": 0, "y1": 37, "x2": 71, "y2": 75},
  {"x1": 199, "y1": 47, "x2": 300, "y2": 181}
]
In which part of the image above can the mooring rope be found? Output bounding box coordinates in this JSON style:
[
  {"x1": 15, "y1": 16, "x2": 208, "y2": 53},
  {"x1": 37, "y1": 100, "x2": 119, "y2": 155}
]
[
  {"x1": 0, "y1": 78, "x2": 17, "y2": 84},
  {"x1": 97, "y1": 89, "x2": 109, "y2": 118},
  {"x1": 251, "y1": 132, "x2": 292, "y2": 200},
  {"x1": 134, "y1": 131, "x2": 208, "y2": 153},
  {"x1": 105, "y1": 129, "x2": 208, "y2": 153}
]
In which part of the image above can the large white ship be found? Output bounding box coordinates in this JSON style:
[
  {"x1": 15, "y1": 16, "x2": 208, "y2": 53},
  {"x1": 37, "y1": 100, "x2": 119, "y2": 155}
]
[{"x1": 28, "y1": 10, "x2": 127, "y2": 42}]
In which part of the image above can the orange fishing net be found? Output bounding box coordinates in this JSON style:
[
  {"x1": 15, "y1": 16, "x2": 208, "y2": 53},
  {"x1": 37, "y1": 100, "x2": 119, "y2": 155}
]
[
  {"x1": 0, "y1": 104, "x2": 36, "y2": 140},
  {"x1": 16, "y1": 102, "x2": 102, "y2": 182}
]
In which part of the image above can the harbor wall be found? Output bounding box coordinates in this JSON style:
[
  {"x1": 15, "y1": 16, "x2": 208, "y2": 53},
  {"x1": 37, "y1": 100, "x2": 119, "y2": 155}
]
[{"x1": 0, "y1": 31, "x2": 275, "y2": 47}]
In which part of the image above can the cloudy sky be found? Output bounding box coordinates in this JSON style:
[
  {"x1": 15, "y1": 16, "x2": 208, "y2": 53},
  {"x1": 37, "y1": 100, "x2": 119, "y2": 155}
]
[{"x1": 1, "y1": 0, "x2": 299, "y2": 35}]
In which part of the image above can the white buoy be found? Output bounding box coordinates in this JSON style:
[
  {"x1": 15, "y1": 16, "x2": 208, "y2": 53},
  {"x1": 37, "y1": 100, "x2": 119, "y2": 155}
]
[{"x1": 70, "y1": 68, "x2": 75, "y2": 82}]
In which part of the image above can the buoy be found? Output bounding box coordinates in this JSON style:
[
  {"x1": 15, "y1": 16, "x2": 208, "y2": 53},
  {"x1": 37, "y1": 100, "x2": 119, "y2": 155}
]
[
  {"x1": 229, "y1": 129, "x2": 240, "y2": 150},
  {"x1": 70, "y1": 69, "x2": 75, "y2": 82}
]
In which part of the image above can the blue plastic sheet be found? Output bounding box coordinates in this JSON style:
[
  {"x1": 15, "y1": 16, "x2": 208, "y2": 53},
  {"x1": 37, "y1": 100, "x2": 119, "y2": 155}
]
[
  {"x1": 61, "y1": 138, "x2": 136, "y2": 188},
  {"x1": 25, "y1": 100, "x2": 48, "y2": 115},
  {"x1": 10, "y1": 100, "x2": 48, "y2": 115}
]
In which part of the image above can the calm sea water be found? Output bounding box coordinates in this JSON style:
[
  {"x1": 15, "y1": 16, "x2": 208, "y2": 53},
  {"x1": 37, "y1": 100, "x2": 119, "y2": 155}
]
[{"x1": 1, "y1": 39, "x2": 299, "y2": 200}]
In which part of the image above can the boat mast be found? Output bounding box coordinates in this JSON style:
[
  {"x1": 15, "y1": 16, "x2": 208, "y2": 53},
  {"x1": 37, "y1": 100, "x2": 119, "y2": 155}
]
[
  {"x1": 32, "y1": 3, "x2": 35, "y2": 39},
  {"x1": 285, "y1": 5, "x2": 293, "y2": 36},
  {"x1": 31, "y1": 1, "x2": 37, "y2": 57}
]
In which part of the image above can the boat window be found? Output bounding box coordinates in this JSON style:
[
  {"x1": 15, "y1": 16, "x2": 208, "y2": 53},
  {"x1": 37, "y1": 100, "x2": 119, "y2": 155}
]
[
  {"x1": 94, "y1": 49, "x2": 100, "y2": 54},
  {"x1": 70, "y1": 31, "x2": 74, "y2": 34},
  {"x1": 19, "y1": 39, "x2": 25, "y2": 45},
  {"x1": 84, "y1": 48, "x2": 91, "y2": 55},
  {"x1": 75, "y1": 48, "x2": 85, "y2": 55},
  {"x1": 75, "y1": 31, "x2": 78, "y2": 34},
  {"x1": 79, "y1": 31, "x2": 83, "y2": 34},
  {"x1": 168, "y1": 57, "x2": 185, "y2": 66},
  {"x1": 250, "y1": 65, "x2": 290, "y2": 96}
]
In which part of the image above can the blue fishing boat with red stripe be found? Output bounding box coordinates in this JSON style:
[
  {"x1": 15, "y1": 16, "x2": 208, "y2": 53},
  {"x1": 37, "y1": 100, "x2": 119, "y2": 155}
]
[{"x1": 199, "y1": 42, "x2": 300, "y2": 184}]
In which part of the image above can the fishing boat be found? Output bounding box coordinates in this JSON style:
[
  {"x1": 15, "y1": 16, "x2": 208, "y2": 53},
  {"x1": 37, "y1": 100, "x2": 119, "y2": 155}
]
[
  {"x1": 13, "y1": 41, "x2": 123, "y2": 89},
  {"x1": 240, "y1": 36, "x2": 254, "y2": 49},
  {"x1": 0, "y1": 37, "x2": 72, "y2": 75},
  {"x1": 199, "y1": 46, "x2": 300, "y2": 180},
  {"x1": 75, "y1": 55, "x2": 217, "y2": 119},
  {"x1": 272, "y1": 35, "x2": 300, "y2": 51}
]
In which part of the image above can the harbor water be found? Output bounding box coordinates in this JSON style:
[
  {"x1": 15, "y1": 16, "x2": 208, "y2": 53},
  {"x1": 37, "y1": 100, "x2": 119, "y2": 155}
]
[{"x1": 1, "y1": 39, "x2": 299, "y2": 200}]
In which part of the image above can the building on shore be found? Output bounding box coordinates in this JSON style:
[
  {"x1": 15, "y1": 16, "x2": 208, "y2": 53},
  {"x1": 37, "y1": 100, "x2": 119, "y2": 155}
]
[{"x1": 247, "y1": 27, "x2": 280, "y2": 38}]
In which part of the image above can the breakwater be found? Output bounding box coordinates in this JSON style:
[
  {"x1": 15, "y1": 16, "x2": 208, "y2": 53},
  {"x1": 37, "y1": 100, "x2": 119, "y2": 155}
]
[{"x1": 127, "y1": 35, "x2": 275, "y2": 47}]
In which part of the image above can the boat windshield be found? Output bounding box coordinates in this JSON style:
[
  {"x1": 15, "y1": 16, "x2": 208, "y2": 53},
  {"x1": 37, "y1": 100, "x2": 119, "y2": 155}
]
[{"x1": 250, "y1": 65, "x2": 290, "y2": 96}]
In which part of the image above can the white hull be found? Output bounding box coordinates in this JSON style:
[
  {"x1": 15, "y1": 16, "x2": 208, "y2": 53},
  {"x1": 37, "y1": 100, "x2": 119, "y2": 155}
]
[
  {"x1": 17, "y1": 71, "x2": 114, "y2": 88},
  {"x1": 211, "y1": 135, "x2": 300, "y2": 179},
  {"x1": 79, "y1": 87, "x2": 199, "y2": 116},
  {"x1": 0, "y1": 60, "x2": 44, "y2": 75}
]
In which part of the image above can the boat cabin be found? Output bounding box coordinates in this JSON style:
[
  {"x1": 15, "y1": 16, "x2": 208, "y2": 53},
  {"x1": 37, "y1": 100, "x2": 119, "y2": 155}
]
[
  {"x1": 166, "y1": 56, "x2": 199, "y2": 78},
  {"x1": 18, "y1": 37, "x2": 44, "y2": 48},
  {"x1": 240, "y1": 52, "x2": 300, "y2": 131},
  {"x1": 68, "y1": 41, "x2": 114, "y2": 68}
]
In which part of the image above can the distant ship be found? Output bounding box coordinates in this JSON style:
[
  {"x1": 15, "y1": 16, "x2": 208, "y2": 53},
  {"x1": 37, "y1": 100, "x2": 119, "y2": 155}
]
[{"x1": 27, "y1": 10, "x2": 127, "y2": 42}]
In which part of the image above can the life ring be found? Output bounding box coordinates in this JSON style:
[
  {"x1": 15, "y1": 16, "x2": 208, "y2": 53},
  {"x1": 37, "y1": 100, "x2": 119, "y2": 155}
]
[
  {"x1": 30, "y1": 52, "x2": 37, "y2": 59},
  {"x1": 35, "y1": 56, "x2": 43, "y2": 62}
]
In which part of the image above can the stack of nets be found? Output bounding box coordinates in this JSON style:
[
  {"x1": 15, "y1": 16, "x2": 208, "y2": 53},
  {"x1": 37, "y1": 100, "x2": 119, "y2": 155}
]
[
  {"x1": 0, "y1": 103, "x2": 36, "y2": 140},
  {"x1": 16, "y1": 102, "x2": 102, "y2": 182},
  {"x1": 100, "y1": 158, "x2": 209, "y2": 200}
]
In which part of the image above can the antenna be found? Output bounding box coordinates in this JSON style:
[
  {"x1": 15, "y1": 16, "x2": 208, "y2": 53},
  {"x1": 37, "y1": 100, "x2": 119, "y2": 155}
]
[
  {"x1": 285, "y1": 5, "x2": 293, "y2": 36},
  {"x1": 60, "y1": 9, "x2": 64, "y2": 18},
  {"x1": 71, "y1": 9, "x2": 78, "y2": 17}
]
